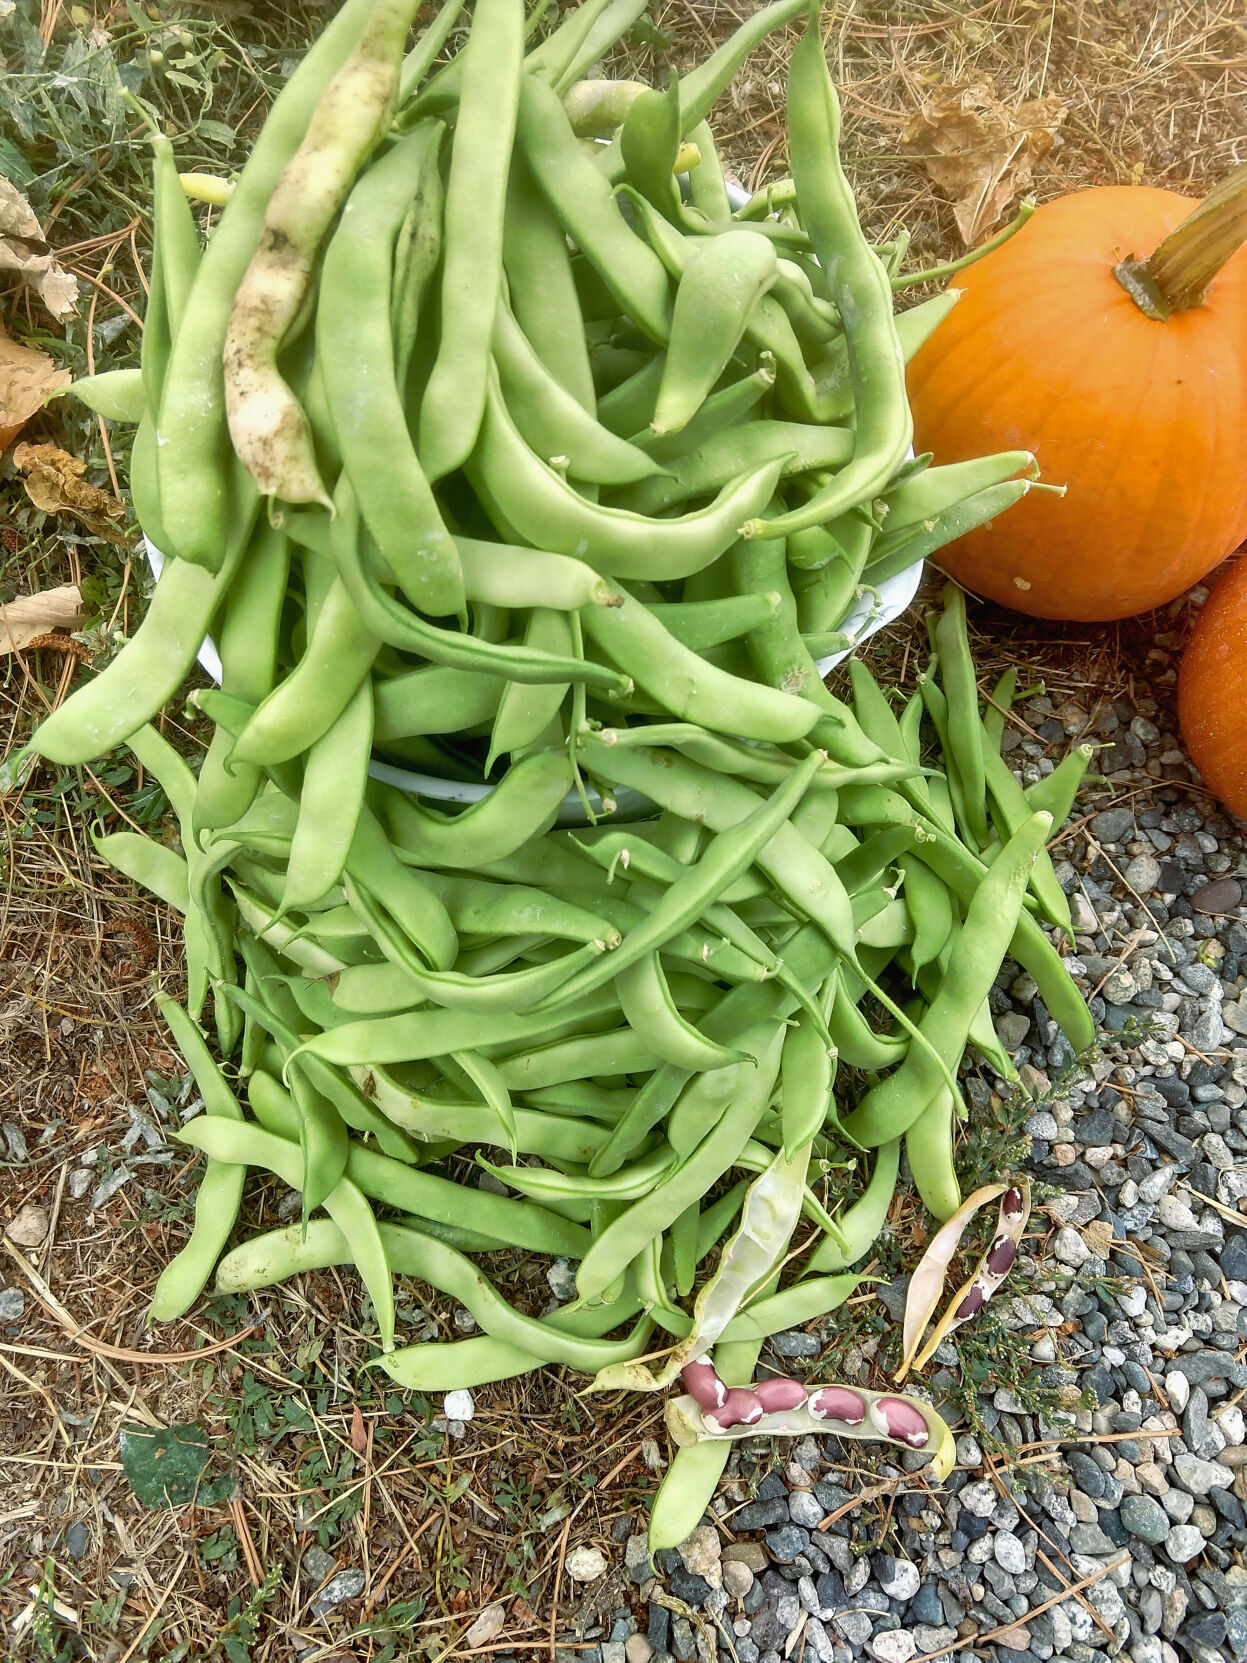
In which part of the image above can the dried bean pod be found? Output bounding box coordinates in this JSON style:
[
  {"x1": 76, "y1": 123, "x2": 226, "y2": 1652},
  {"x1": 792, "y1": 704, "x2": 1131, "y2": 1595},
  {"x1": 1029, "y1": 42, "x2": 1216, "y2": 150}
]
[
  {"x1": 665, "y1": 1384, "x2": 955, "y2": 1481},
  {"x1": 908, "y1": 1180, "x2": 1031, "y2": 1373},
  {"x1": 896, "y1": 1181, "x2": 1009, "y2": 1379}
]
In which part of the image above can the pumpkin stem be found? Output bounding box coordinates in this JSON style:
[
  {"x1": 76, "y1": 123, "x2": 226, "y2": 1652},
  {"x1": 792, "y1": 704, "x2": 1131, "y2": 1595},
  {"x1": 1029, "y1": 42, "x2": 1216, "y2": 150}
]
[{"x1": 1114, "y1": 163, "x2": 1247, "y2": 321}]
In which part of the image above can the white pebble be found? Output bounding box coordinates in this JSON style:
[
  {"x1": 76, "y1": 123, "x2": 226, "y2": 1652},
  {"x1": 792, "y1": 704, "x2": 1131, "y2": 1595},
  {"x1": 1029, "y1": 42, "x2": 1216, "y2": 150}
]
[
  {"x1": 1215, "y1": 1405, "x2": 1246, "y2": 1446},
  {"x1": 1157, "y1": 1194, "x2": 1197, "y2": 1230},
  {"x1": 443, "y1": 1389, "x2": 475, "y2": 1422},
  {"x1": 1164, "y1": 1372, "x2": 1190, "y2": 1414},
  {"x1": 566, "y1": 1545, "x2": 608, "y2": 1582},
  {"x1": 867, "y1": 1632, "x2": 916, "y2": 1663},
  {"x1": 1053, "y1": 1226, "x2": 1092, "y2": 1267}
]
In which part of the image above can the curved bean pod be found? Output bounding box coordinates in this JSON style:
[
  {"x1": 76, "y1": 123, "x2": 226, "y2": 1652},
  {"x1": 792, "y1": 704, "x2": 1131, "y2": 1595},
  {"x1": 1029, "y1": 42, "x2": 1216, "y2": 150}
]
[
  {"x1": 468, "y1": 373, "x2": 786, "y2": 579},
  {"x1": 180, "y1": 1117, "x2": 395, "y2": 1351}
]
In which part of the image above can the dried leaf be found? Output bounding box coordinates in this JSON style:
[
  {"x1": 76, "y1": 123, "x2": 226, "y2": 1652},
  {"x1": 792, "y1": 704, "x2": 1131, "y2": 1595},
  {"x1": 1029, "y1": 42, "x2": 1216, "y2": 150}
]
[
  {"x1": 0, "y1": 325, "x2": 70, "y2": 450},
  {"x1": 350, "y1": 1404, "x2": 368, "y2": 1457},
  {"x1": 0, "y1": 175, "x2": 79, "y2": 319},
  {"x1": 13, "y1": 442, "x2": 126, "y2": 542},
  {"x1": 0, "y1": 584, "x2": 86, "y2": 656},
  {"x1": 902, "y1": 84, "x2": 1065, "y2": 246}
]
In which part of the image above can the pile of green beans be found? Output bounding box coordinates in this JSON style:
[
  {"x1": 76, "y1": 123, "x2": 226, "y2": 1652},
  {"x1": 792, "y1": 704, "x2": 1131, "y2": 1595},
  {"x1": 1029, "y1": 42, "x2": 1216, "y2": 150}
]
[{"x1": 19, "y1": 0, "x2": 1093, "y2": 1546}]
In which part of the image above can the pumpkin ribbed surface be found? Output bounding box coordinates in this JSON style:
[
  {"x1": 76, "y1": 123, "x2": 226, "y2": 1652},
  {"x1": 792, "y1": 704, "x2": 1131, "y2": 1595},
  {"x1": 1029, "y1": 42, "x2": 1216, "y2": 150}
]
[
  {"x1": 906, "y1": 187, "x2": 1247, "y2": 621},
  {"x1": 1179, "y1": 555, "x2": 1247, "y2": 819}
]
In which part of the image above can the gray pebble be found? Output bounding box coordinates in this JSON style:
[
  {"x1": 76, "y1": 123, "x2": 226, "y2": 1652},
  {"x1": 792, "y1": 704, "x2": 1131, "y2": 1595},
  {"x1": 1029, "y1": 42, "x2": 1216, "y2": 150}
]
[
  {"x1": 993, "y1": 1531, "x2": 1027, "y2": 1575},
  {"x1": 1164, "y1": 1523, "x2": 1206, "y2": 1563},
  {"x1": 765, "y1": 1526, "x2": 811, "y2": 1563},
  {"x1": 1173, "y1": 1452, "x2": 1233, "y2": 1495},
  {"x1": 789, "y1": 1491, "x2": 825, "y2": 1529},
  {"x1": 832, "y1": 1611, "x2": 873, "y2": 1648},
  {"x1": 1053, "y1": 1226, "x2": 1092, "y2": 1267},
  {"x1": 1091, "y1": 808, "x2": 1134, "y2": 843},
  {"x1": 303, "y1": 1545, "x2": 337, "y2": 1583},
  {"x1": 312, "y1": 1568, "x2": 365, "y2": 1613},
  {"x1": 1119, "y1": 1494, "x2": 1170, "y2": 1544}
]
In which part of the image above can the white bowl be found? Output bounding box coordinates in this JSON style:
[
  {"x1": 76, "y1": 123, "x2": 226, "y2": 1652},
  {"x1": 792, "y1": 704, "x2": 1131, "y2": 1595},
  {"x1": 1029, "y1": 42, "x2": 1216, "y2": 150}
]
[{"x1": 146, "y1": 535, "x2": 919, "y2": 823}]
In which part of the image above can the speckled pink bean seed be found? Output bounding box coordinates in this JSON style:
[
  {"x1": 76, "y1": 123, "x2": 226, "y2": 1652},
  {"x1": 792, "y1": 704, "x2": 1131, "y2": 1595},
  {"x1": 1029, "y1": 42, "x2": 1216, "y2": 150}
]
[
  {"x1": 807, "y1": 1386, "x2": 866, "y2": 1425},
  {"x1": 955, "y1": 1285, "x2": 986, "y2": 1321},
  {"x1": 683, "y1": 1359, "x2": 727, "y2": 1410},
  {"x1": 871, "y1": 1397, "x2": 931, "y2": 1449},
  {"x1": 704, "y1": 1387, "x2": 765, "y2": 1430},
  {"x1": 985, "y1": 1234, "x2": 1018, "y2": 1277},
  {"x1": 754, "y1": 1377, "x2": 809, "y2": 1413}
]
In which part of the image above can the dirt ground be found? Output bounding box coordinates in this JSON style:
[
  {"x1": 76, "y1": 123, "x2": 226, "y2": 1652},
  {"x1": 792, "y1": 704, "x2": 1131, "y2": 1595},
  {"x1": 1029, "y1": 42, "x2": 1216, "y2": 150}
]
[{"x1": 2, "y1": 2, "x2": 1245, "y2": 1659}]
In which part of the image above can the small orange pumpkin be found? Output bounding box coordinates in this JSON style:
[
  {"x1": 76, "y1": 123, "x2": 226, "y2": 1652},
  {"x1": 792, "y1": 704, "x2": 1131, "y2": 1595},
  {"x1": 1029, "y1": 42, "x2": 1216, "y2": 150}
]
[
  {"x1": 906, "y1": 173, "x2": 1247, "y2": 621},
  {"x1": 1178, "y1": 555, "x2": 1247, "y2": 820}
]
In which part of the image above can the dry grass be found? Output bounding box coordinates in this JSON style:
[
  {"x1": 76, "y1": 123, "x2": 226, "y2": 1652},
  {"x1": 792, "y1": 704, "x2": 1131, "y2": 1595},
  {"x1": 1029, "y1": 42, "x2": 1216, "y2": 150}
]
[{"x1": 2, "y1": 2, "x2": 1246, "y2": 1658}]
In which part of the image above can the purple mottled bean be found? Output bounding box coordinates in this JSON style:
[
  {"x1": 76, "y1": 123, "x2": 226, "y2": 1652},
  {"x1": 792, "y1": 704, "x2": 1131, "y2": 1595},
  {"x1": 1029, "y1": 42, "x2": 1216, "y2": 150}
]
[
  {"x1": 1002, "y1": 1186, "x2": 1024, "y2": 1220},
  {"x1": 754, "y1": 1377, "x2": 809, "y2": 1413},
  {"x1": 706, "y1": 1387, "x2": 765, "y2": 1430},
  {"x1": 955, "y1": 1285, "x2": 986, "y2": 1321},
  {"x1": 808, "y1": 1386, "x2": 866, "y2": 1425},
  {"x1": 683, "y1": 1359, "x2": 727, "y2": 1410},
  {"x1": 985, "y1": 1233, "x2": 1018, "y2": 1277},
  {"x1": 871, "y1": 1396, "x2": 930, "y2": 1448}
]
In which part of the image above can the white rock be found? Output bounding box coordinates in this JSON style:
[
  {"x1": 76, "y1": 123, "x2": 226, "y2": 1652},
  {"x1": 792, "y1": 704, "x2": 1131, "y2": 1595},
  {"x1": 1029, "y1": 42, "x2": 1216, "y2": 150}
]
[
  {"x1": 1202, "y1": 1135, "x2": 1235, "y2": 1172},
  {"x1": 4, "y1": 1205, "x2": 48, "y2": 1247},
  {"x1": 1216, "y1": 1405, "x2": 1246, "y2": 1446},
  {"x1": 1164, "y1": 1371, "x2": 1191, "y2": 1414},
  {"x1": 867, "y1": 1632, "x2": 916, "y2": 1663},
  {"x1": 994, "y1": 1531, "x2": 1027, "y2": 1574},
  {"x1": 959, "y1": 1480, "x2": 997, "y2": 1517},
  {"x1": 443, "y1": 1389, "x2": 475, "y2": 1422},
  {"x1": 466, "y1": 1604, "x2": 507, "y2": 1647},
  {"x1": 878, "y1": 1559, "x2": 920, "y2": 1601},
  {"x1": 566, "y1": 1545, "x2": 608, "y2": 1582},
  {"x1": 625, "y1": 1637, "x2": 655, "y2": 1663},
  {"x1": 1052, "y1": 1226, "x2": 1092, "y2": 1267},
  {"x1": 1164, "y1": 1524, "x2": 1206, "y2": 1563},
  {"x1": 1157, "y1": 1194, "x2": 1198, "y2": 1230},
  {"x1": 1139, "y1": 1167, "x2": 1178, "y2": 1204}
]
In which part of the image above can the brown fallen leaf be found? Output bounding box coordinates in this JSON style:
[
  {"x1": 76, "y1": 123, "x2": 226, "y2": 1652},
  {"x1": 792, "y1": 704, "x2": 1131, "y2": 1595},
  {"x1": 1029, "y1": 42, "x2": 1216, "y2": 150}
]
[
  {"x1": 0, "y1": 585, "x2": 86, "y2": 656},
  {"x1": 902, "y1": 83, "x2": 1065, "y2": 246},
  {"x1": 13, "y1": 441, "x2": 126, "y2": 542},
  {"x1": 350, "y1": 1404, "x2": 368, "y2": 1457},
  {"x1": 0, "y1": 324, "x2": 70, "y2": 450},
  {"x1": 0, "y1": 175, "x2": 79, "y2": 320}
]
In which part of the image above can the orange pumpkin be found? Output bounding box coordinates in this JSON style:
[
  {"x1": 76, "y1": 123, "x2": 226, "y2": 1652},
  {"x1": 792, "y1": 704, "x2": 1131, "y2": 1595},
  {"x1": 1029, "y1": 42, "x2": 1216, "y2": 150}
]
[
  {"x1": 1178, "y1": 555, "x2": 1247, "y2": 819},
  {"x1": 906, "y1": 177, "x2": 1247, "y2": 621}
]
